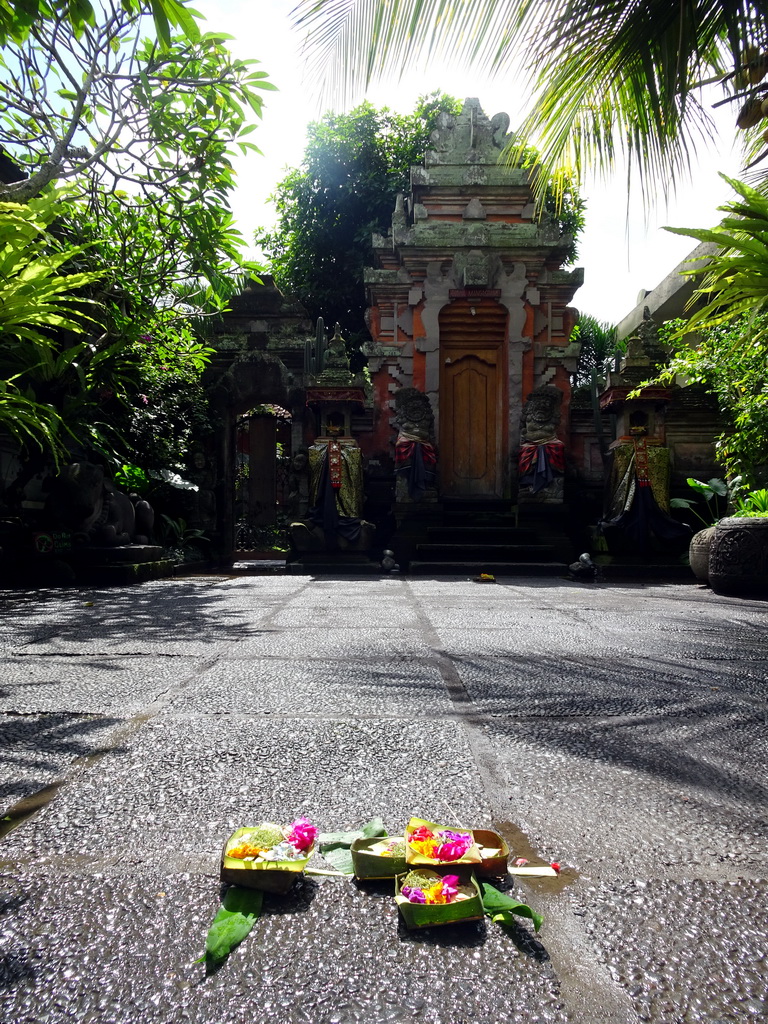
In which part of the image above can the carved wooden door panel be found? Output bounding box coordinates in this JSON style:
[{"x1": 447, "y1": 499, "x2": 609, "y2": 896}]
[{"x1": 439, "y1": 300, "x2": 507, "y2": 497}]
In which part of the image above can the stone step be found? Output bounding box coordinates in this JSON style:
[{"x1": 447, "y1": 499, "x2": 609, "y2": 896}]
[
  {"x1": 434, "y1": 513, "x2": 521, "y2": 528},
  {"x1": 594, "y1": 557, "x2": 695, "y2": 580},
  {"x1": 75, "y1": 558, "x2": 176, "y2": 584},
  {"x1": 407, "y1": 560, "x2": 568, "y2": 576},
  {"x1": 416, "y1": 543, "x2": 555, "y2": 561},
  {"x1": 441, "y1": 499, "x2": 513, "y2": 513},
  {"x1": 426, "y1": 526, "x2": 537, "y2": 544}
]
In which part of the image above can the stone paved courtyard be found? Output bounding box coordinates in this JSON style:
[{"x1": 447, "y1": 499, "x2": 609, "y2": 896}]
[{"x1": 0, "y1": 573, "x2": 766, "y2": 1023}]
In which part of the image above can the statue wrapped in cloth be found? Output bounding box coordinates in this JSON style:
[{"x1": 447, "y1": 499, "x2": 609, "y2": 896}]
[
  {"x1": 393, "y1": 387, "x2": 437, "y2": 502},
  {"x1": 518, "y1": 386, "x2": 565, "y2": 494},
  {"x1": 289, "y1": 436, "x2": 375, "y2": 553},
  {"x1": 307, "y1": 438, "x2": 366, "y2": 545},
  {"x1": 601, "y1": 419, "x2": 690, "y2": 555},
  {"x1": 395, "y1": 437, "x2": 437, "y2": 500},
  {"x1": 518, "y1": 438, "x2": 565, "y2": 492}
]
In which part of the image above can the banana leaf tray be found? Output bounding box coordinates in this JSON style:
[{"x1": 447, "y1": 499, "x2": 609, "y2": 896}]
[
  {"x1": 220, "y1": 827, "x2": 314, "y2": 894},
  {"x1": 351, "y1": 836, "x2": 407, "y2": 879},
  {"x1": 472, "y1": 827, "x2": 510, "y2": 878},
  {"x1": 404, "y1": 816, "x2": 482, "y2": 868},
  {"x1": 395, "y1": 871, "x2": 484, "y2": 929}
]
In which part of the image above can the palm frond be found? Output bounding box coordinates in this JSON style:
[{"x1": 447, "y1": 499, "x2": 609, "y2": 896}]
[
  {"x1": 510, "y1": 0, "x2": 767, "y2": 201},
  {"x1": 290, "y1": 0, "x2": 768, "y2": 202},
  {"x1": 291, "y1": 0, "x2": 519, "y2": 109},
  {"x1": 0, "y1": 379, "x2": 68, "y2": 463},
  {"x1": 664, "y1": 174, "x2": 768, "y2": 346}
]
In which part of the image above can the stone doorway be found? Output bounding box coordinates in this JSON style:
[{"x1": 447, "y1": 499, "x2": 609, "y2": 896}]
[
  {"x1": 438, "y1": 298, "x2": 508, "y2": 498},
  {"x1": 233, "y1": 407, "x2": 292, "y2": 557}
]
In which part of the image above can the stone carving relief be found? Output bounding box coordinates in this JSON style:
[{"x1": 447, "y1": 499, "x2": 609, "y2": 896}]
[
  {"x1": 46, "y1": 462, "x2": 155, "y2": 546},
  {"x1": 425, "y1": 98, "x2": 516, "y2": 166},
  {"x1": 394, "y1": 387, "x2": 435, "y2": 443},
  {"x1": 521, "y1": 386, "x2": 563, "y2": 444}
]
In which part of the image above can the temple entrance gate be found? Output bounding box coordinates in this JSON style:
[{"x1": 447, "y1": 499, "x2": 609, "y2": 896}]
[
  {"x1": 233, "y1": 406, "x2": 292, "y2": 557},
  {"x1": 439, "y1": 298, "x2": 507, "y2": 498}
]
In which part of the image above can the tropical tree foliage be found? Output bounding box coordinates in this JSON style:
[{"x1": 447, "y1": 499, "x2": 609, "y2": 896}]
[
  {"x1": 259, "y1": 94, "x2": 584, "y2": 339},
  {"x1": 0, "y1": 1, "x2": 273, "y2": 206},
  {"x1": 654, "y1": 314, "x2": 768, "y2": 485},
  {"x1": 0, "y1": 192, "x2": 103, "y2": 344},
  {"x1": 258, "y1": 94, "x2": 462, "y2": 337},
  {"x1": 0, "y1": 190, "x2": 105, "y2": 461},
  {"x1": 111, "y1": 312, "x2": 215, "y2": 476},
  {"x1": 0, "y1": 188, "x2": 219, "y2": 477},
  {"x1": 665, "y1": 176, "x2": 768, "y2": 348},
  {"x1": 572, "y1": 315, "x2": 619, "y2": 388},
  {"x1": 0, "y1": 0, "x2": 272, "y2": 483},
  {"x1": 0, "y1": 0, "x2": 197, "y2": 47},
  {"x1": 291, "y1": 1, "x2": 768, "y2": 201}
]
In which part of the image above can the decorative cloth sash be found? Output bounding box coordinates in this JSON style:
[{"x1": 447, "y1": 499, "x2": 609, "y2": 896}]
[
  {"x1": 632, "y1": 435, "x2": 651, "y2": 486},
  {"x1": 519, "y1": 440, "x2": 565, "y2": 493},
  {"x1": 395, "y1": 438, "x2": 437, "y2": 501},
  {"x1": 327, "y1": 440, "x2": 343, "y2": 490},
  {"x1": 395, "y1": 440, "x2": 437, "y2": 470}
]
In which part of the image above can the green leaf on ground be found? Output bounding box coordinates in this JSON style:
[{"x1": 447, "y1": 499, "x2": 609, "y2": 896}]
[
  {"x1": 203, "y1": 885, "x2": 263, "y2": 965},
  {"x1": 318, "y1": 817, "x2": 387, "y2": 874},
  {"x1": 480, "y1": 881, "x2": 544, "y2": 933}
]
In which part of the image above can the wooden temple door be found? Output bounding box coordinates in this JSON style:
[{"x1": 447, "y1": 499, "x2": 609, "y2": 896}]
[{"x1": 439, "y1": 299, "x2": 507, "y2": 498}]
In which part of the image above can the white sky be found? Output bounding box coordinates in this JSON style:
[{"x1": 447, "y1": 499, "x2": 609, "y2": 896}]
[{"x1": 197, "y1": 0, "x2": 745, "y2": 325}]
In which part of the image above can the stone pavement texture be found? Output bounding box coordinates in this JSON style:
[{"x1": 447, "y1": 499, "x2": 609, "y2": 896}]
[{"x1": 0, "y1": 573, "x2": 766, "y2": 1024}]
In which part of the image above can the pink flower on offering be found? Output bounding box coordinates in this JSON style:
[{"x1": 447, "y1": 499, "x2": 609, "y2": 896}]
[
  {"x1": 286, "y1": 817, "x2": 318, "y2": 852},
  {"x1": 441, "y1": 874, "x2": 460, "y2": 900},
  {"x1": 436, "y1": 829, "x2": 473, "y2": 859},
  {"x1": 435, "y1": 840, "x2": 468, "y2": 861},
  {"x1": 438, "y1": 829, "x2": 469, "y2": 843}
]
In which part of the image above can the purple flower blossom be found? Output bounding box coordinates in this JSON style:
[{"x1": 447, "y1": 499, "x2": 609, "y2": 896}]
[
  {"x1": 435, "y1": 830, "x2": 473, "y2": 861},
  {"x1": 401, "y1": 886, "x2": 426, "y2": 904}
]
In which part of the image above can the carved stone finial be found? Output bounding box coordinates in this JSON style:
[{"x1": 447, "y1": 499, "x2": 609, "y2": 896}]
[
  {"x1": 393, "y1": 193, "x2": 407, "y2": 226},
  {"x1": 490, "y1": 112, "x2": 511, "y2": 146},
  {"x1": 424, "y1": 98, "x2": 513, "y2": 166},
  {"x1": 324, "y1": 323, "x2": 349, "y2": 371},
  {"x1": 622, "y1": 307, "x2": 666, "y2": 374}
]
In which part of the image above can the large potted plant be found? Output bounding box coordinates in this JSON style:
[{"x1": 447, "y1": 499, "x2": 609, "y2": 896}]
[
  {"x1": 709, "y1": 489, "x2": 768, "y2": 596},
  {"x1": 671, "y1": 478, "x2": 728, "y2": 582}
]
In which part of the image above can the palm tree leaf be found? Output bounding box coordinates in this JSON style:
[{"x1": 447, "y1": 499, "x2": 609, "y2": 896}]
[{"x1": 290, "y1": 0, "x2": 768, "y2": 202}]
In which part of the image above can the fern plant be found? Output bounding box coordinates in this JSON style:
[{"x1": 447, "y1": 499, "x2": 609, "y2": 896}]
[{"x1": 0, "y1": 189, "x2": 105, "y2": 462}]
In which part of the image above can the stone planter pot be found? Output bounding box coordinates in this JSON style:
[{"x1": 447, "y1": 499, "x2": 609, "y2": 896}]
[
  {"x1": 688, "y1": 525, "x2": 717, "y2": 582},
  {"x1": 709, "y1": 516, "x2": 768, "y2": 596}
]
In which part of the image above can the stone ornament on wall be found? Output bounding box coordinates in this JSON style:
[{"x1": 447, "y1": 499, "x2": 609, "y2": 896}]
[
  {"x1": 424, "y1": 99, "x2": 515, "y2": 166},
  {"x1": 182, "y1": 451, "x2": 217, "y2": 533}
]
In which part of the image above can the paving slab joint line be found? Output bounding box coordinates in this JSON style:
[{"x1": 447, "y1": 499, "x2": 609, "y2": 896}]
[
  {"x1": 539, "y1": 902, "x2": 642, "y2": 1024},
  {"x1": 0, "y1": 656, "x2": 221, "y2": 845},
  {"x1": 404, "y1": 580, "x2": 514, "y2": 818},
  {"x1": 9, "y1": 649, "x2": 212, "y2": 659},
  {"x1": 136, "y1": 655, "x2": 222, "y2": 717}
]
